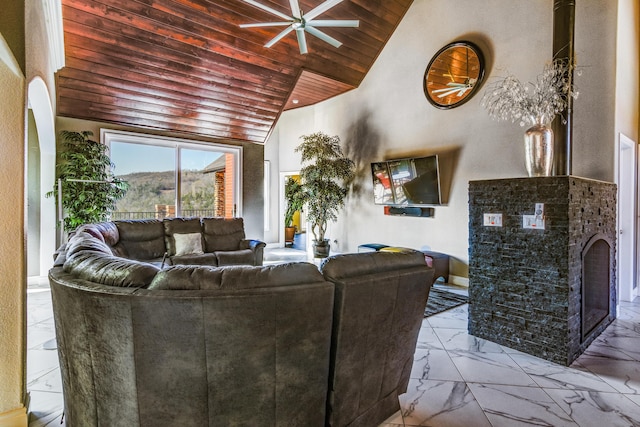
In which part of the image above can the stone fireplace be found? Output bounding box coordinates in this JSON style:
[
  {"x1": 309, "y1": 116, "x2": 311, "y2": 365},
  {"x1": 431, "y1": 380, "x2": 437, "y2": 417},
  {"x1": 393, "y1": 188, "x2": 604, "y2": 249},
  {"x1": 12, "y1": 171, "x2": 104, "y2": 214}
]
[
  {"x1": 581, "y1": 234, "x2": 613, "y2": 340},
  {"x1": 468, "y1": 176, "x2": 617, "y2": 366}
]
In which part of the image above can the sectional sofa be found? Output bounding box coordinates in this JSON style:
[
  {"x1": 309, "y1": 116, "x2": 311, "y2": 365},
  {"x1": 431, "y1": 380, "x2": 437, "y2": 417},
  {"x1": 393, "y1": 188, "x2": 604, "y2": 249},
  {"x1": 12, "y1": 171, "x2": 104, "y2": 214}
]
[
  {"x1": 49, "y1": 218, "x2": 434, "y2": 427},
  {"x1": 54, "y1": 217, "x2": 266, "y2": 269}
]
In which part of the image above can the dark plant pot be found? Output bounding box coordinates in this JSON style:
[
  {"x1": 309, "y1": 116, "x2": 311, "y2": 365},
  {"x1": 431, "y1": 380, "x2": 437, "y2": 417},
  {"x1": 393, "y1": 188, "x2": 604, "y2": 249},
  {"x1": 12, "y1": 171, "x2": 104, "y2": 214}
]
[
  {"x1": 313, "y1": 239, "x2": 331, "y2": 258},
  {"x1": 285, "y1": 226, "x2": 295, "y2": 244}
]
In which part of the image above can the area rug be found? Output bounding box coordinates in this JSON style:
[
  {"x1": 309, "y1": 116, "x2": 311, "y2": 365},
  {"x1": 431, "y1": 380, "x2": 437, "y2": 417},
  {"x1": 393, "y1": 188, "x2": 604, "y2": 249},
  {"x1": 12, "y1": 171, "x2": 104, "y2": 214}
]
[{"x1": 424, "y1": 288, "x2": 468, "y2": 317}]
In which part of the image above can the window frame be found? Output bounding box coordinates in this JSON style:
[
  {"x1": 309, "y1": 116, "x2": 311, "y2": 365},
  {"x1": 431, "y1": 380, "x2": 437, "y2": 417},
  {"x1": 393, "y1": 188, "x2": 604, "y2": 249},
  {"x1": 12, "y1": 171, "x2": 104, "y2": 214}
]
[{"x1": 101, "y1": 129, "x2": 243, "y2": 218}]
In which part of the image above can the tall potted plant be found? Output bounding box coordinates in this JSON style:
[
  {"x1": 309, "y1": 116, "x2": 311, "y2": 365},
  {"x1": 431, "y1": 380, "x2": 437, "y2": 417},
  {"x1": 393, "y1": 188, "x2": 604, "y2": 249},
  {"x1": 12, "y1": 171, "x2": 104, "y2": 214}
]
[
  {"x1": 284, "y1": 177, "x2": 304, "y2": 245},
  {"x1": 295, "y1": 132, "x2": 355, "y2": 258},
  {"x1": 47, "y1": 130, "x2": 129, "y2": 233}
]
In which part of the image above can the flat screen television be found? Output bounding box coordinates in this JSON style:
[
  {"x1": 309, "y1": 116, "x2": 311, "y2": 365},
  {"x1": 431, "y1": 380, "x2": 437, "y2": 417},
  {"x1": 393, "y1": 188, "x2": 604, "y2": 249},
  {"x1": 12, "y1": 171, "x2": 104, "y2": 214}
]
[{"x1": 371, "y1": 155, "x2": 441, "y2": 206}]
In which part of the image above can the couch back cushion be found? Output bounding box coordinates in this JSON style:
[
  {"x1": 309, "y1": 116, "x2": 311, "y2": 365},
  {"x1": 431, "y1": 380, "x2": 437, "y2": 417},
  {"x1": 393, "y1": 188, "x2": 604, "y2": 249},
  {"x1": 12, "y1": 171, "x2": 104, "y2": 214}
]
[
  {"x1": 64, "y1": 250, "x2": 160, "y2": 288},
  {"x1": 113, "y1": 219, "x2": 166, "y2": 260},
  {"x1": 321, "y1": 250, "x2": 428, "y2": 280},
  {"x1": 148, "y1": 262, "x2": 324, "y2": 291},
  {"x1": 202, "y1": 217, "x2": 246, "y2": 251},
  {"x1": 320, "y1": 251, "x2": 433, "y2": 427},
  {"x1": 65, "y1": 231, "x2": 114, "y2": 257},
  {"x1": 163, "y1": 217, "x2": 203, "y2": 256},
  {"x1": 76, "y1": 222, "x2": 120, "y2": 247}
]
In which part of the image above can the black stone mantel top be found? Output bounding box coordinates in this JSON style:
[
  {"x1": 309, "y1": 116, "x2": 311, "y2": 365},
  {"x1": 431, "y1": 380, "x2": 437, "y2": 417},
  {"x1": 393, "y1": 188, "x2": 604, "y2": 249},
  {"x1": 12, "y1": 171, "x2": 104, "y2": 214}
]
[
  {"x1": 467, "y1": 176, "x2": 617, "y2": 366},
  {"x1": 470, "y1": 175, "x2": 616, "y2": 186}
]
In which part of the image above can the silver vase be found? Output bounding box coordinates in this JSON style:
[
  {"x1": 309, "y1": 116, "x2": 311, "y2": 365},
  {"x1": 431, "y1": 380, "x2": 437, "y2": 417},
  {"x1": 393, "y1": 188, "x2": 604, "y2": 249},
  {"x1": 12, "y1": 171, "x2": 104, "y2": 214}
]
[{"x1": 524, "y1": 119, "x2": 554, "y2": 177}]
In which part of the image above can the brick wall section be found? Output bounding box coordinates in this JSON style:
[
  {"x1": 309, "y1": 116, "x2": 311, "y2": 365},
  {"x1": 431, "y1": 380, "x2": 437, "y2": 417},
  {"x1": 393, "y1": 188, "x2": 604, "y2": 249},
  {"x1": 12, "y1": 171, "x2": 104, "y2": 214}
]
[
  {"x1": 468, "y1": 176, "x2": 617, "y2": 366},
  {"x1": 224, "y1": 153, "x2": 235, "y2": 217},
  {"x1": 214, "y1": 171, "x2": 224, "y2": 217}
]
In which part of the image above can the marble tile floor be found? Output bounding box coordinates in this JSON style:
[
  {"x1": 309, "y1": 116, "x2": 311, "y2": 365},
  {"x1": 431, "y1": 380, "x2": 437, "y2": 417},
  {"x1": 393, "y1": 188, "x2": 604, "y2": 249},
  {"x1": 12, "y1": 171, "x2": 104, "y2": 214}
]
[{"x1": 27, "y1": 266, "x2": 640, "y2": 426}]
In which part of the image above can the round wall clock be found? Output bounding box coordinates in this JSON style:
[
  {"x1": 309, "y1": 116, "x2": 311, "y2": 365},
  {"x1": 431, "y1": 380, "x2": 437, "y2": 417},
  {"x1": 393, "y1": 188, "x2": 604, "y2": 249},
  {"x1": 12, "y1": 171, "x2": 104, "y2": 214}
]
[{"x1": 424, "y1": 41, "x2": 485, "y2": 109}]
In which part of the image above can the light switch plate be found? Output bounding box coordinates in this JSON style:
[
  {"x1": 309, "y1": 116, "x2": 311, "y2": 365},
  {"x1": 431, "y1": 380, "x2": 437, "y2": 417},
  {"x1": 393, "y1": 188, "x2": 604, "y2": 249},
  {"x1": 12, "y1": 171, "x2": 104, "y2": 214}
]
[
  {"x1": 483, "y1": 213, "x2": 503, "y2": 227},
  {"x1": 523, "y1": 214, "x2": 545, "y2": 229}
]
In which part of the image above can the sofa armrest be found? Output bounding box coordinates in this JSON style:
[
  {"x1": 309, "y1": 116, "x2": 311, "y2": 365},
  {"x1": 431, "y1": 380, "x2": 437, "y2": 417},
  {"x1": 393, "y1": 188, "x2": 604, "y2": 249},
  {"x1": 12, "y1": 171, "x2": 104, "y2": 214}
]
[
  {"x1": 242, "y1": 239, "x2": 266, "y2": 266},
  {"x1": 246, "y1": 239, "x2": 266, "y2": 250}
]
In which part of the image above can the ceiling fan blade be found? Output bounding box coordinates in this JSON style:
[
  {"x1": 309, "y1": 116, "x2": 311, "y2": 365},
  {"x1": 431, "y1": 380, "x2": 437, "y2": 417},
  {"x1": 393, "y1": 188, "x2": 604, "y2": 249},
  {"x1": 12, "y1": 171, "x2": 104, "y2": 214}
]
[
  {"x1": 304, "y1": 26, "x2": 342, "y2": 48},
  {"x1": 432, "y1": 85, "x2": 465, "y2": 93},
  {"x1": 241, "y1": 0, "x2": 292, "y2": 21},
  {"x1": 307, "y1": 20, "x2": 359, "y2": 27},
  {"x1": 436, "y1": 88, "x2": 460, "y2": 98},
  {"x1": 264, "y1": 27, "x2": 294, "y2": 48},
  {"x1": 240, "y1": 22, "x2": 292, "y2": 28},
  {"x1": 305, "y1": 0, "x2": 342, "y2": 21},
  {"x1": 296, "y1": 29, "x2": 308, "y2": 54},
  {"x1": 435, "y1": 86, "x2": 470, "y2": 98},
  {"x1": 432, "y1": 88, "x2": 456, "y2": 94},
  {"x1": 289, "y1": 0, "x2": 302, "y2": 19}
]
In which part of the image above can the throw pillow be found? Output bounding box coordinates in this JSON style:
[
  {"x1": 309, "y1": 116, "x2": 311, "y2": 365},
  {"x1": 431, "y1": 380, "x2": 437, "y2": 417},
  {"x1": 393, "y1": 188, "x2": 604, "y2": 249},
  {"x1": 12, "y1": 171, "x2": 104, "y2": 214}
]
[{"x1": 174, "y1": 232, "x2": 204, "y2": 256}]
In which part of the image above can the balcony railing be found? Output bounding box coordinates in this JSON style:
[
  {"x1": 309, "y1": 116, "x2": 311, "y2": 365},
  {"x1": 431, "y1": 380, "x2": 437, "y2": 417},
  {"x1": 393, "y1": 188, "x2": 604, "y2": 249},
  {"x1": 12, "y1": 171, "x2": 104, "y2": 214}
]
[{"x1": 111, "y1": 209, "x2": 218, "y2": 220}]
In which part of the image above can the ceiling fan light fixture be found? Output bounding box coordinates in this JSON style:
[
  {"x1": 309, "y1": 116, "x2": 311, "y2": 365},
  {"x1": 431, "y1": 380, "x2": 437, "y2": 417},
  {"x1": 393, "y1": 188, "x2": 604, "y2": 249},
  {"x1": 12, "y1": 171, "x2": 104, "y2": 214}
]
[{"x1": 240, "y1": 0, "x2": 359, "y2": 54}]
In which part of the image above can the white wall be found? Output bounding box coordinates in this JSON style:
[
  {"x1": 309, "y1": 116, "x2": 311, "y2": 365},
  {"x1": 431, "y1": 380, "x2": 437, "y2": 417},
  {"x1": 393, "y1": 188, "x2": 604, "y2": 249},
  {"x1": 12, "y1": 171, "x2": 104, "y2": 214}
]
[
  {"x1": 26, "y1": 0, "x2": 62, "y2": 276},
  {"x1": 0, "y1": 34, "x2": 26, "y2": 422},
  {"x1": 267, "y1": 0, "x2": 621, "y2": 279},
  {"x1": 263, "y1": 125, "x2": 280, "y2": 243},
  {"x1": 615, "y1": 0, "x2": 639, "y2": 143},
  {"x1": 573, "y1": 0, "x2": 619, "y2": 179}
]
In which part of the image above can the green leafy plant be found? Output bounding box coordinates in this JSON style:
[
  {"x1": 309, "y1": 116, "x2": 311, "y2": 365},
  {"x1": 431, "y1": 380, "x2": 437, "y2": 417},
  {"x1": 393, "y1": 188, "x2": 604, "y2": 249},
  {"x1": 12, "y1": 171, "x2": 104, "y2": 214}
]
[
  {"x1": 46, "y1": 130, "x2": 129, "y2": 232},
  {"x1": 295, "y1": 132, "x2": 355, "y2": 243},
  {"x1": 284, "y1": 177, "x2": 304, "y2": 228}
]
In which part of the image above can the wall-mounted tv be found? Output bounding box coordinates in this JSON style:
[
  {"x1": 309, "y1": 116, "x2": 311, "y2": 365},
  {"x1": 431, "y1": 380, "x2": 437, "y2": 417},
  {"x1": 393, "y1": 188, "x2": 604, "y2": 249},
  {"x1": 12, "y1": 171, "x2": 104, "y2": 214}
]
[{"x1": 371, "y1": 155, "x2": 442, "y2": 206}]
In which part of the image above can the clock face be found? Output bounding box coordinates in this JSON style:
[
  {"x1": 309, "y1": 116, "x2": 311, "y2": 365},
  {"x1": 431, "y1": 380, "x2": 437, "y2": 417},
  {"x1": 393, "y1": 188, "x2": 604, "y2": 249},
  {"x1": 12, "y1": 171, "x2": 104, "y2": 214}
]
[{"x1": 424, "y1": 41, "x2": 485, "y2": 109}]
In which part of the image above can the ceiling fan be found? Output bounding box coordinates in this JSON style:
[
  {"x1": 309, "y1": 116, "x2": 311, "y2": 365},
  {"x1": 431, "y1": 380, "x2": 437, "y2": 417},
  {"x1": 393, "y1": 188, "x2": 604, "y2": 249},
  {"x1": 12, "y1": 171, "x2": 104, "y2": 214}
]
[
  {"x1": 432, "y1": 78, "x2": 477, "y2": 99},
  {"x1": 239, "y1": 0, "x2": 359, "y2": 54},
  {"x1": 432, "y1": 57, "x2": 476, "y2": 99}
]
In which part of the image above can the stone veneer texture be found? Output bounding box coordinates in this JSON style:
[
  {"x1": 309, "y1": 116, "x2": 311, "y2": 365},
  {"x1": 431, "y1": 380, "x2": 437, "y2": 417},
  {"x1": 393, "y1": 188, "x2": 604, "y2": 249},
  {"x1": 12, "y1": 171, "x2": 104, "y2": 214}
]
[{"x1": 468, "y1": 176, "x2": 617, "y2": 366}]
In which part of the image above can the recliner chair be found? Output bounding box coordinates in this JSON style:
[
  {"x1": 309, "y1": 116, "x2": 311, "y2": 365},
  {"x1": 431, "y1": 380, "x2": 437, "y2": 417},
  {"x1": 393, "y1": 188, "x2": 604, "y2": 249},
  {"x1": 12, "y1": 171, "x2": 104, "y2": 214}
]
[{"x1": 320, "y1": 251, "x2": 434, "y2": 427}]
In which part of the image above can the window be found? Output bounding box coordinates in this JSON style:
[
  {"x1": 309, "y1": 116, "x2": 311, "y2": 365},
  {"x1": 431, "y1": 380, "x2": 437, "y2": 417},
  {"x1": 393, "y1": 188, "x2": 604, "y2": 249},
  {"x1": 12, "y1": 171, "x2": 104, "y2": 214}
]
[
  {"x1": 264, "y1": 160, "x2": 270, "y2": 231},
  {"x1": 102, "y1": 130, "x2": 242, "y2": 220}
]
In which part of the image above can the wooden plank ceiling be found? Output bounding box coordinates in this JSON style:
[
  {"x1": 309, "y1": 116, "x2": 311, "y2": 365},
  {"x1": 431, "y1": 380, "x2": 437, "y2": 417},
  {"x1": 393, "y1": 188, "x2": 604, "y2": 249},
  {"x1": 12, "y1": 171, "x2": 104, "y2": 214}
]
[{"x1": 57, "y1": 0, "x2": 413, "y2": 144}]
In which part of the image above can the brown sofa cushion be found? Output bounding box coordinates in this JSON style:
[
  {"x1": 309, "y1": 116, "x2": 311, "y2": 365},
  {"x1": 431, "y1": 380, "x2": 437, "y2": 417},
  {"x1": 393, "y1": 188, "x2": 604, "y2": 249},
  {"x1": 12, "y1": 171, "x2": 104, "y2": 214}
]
[
  {"x1": 114, "y1": 219, "x2": 166, "y2": 260},
  {"x1": 148, "y1": 262, "x2": 324, "y2": 291},
  {"x1": 202, "y1": 217, "x2": 246, "y2": 251},
  {"x1": 170, "y1": 253, "x2": 218, "y2": 266},
  {"x1": 320, "y1": 250, "x2": 427, "y2": 280},
  {"x1": 215, "y1": 249, "x2": 255, "y2": 266},
  {"x1": 65, "y1": 231, "x2": 114, "y2": 257},
  {"x1": 76, "y1": 222, "x2": 120, "y2": 247},
  {"x1": 64, "y1": 251, "x2": 160, "y2": 288}
]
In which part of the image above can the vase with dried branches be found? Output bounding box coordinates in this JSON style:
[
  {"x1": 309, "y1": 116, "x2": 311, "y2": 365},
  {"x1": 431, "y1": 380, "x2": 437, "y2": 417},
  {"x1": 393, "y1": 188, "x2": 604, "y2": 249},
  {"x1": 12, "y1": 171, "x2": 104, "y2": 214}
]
[{"x1": 481, "y1": 58, "x2": 579, "y2": 176}]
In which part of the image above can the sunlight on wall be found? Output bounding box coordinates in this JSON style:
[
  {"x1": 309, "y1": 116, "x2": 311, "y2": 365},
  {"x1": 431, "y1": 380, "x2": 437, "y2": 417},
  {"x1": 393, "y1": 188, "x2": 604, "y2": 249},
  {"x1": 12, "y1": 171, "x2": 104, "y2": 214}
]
[{"x1": 28, "y1": 76, "x2": 57, "y2": 275}]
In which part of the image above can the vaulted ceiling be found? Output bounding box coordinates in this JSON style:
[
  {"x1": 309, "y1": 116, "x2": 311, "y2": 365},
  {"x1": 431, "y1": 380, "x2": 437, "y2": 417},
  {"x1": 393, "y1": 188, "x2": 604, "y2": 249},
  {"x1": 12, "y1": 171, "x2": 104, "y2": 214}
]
[{"x1": 57, "y1": 0, "x2": 413, "y2": 144}]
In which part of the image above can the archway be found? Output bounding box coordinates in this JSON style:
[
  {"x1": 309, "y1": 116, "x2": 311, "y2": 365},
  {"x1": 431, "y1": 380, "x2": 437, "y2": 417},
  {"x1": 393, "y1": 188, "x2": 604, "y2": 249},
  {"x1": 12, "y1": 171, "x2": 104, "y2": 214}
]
[{"x1": 27, "y1": 76, "x2": 57, "y2": 276}]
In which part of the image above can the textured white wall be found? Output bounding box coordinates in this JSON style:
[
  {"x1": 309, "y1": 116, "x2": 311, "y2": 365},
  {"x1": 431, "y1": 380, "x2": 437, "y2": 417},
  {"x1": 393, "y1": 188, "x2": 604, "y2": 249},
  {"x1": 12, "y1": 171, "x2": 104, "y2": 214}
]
[
  {"x1": 573, "y1": 0, "x2": 618, "y2": 180},
  {"x1": 615, "y1": 0, "x2": 640, "y2": 144},
  {"x1": 0, "y1": 41, "x2": 26, "y2": 417},
  {"x1": 267, "y1": 0, "x2": 620, "y2": 278},
  {"x1": 26, "y1": 1, "x2": 61, "y2": 277}
]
